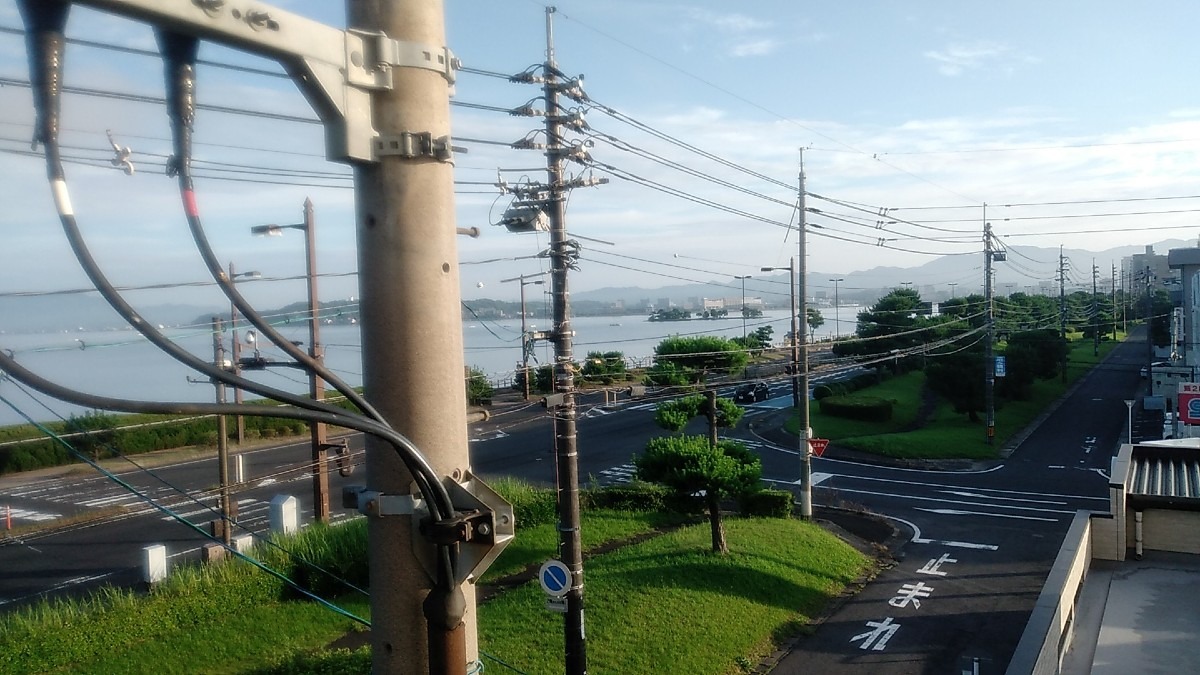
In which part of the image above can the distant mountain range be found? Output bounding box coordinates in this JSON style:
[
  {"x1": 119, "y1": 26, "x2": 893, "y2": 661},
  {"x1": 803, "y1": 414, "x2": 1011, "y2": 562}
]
[{"x1": 3, "y1": 239, "x2": 1191, "y2": 333}]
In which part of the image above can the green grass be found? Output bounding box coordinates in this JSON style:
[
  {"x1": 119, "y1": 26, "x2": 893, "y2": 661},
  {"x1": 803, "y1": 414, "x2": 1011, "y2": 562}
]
[
  {"x1": 481, "y1": 509, "x2": 685, "y2": 581},
  {"x1": 478, "y1": 517, "x2": 867, "y2": 675},
  {"x1": 0, "y1": 510, "x2": 868, "y2": 675},
  {"x1": 784, "y1": 335, "x2": 1125, "y2": 459}
]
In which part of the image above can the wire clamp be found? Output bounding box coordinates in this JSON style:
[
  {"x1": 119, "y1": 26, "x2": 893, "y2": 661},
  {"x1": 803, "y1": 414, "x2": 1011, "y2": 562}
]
[{"x1": 373, "y1": 132, "x2": 463, "y2": 163}]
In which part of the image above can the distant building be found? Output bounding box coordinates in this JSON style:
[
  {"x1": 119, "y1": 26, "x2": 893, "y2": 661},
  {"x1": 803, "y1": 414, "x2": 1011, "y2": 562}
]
[
  {"x1": 1124, "y1": 245, "x2": 1176, "y2": 291},
  {"x1": 702, "y1": 298, "x2": 725, "y2": 310}
]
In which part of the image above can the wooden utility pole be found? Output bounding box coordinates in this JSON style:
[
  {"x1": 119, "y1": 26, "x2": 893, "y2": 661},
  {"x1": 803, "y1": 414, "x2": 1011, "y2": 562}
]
[{"x1": 348, "y1": 1, "x2": 475, "y2": 672}]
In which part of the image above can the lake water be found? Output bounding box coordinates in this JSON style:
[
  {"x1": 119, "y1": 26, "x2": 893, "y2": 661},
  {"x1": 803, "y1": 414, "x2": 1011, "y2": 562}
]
[{"x1": 0, "y1": 306, "x2": 861, "y2": 426}]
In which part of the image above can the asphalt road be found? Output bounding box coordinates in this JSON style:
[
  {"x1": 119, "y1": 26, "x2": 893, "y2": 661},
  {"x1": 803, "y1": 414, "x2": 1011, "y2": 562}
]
[{"x1": 0, "y1": 333, "x2": 1149, "y2": 674}]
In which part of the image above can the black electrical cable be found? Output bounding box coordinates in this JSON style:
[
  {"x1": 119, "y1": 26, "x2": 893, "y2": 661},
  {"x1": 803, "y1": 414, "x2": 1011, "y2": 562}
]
[
  {"x1": 155, "y1": 29, "x2": 384, "y2": 427},
  {"x1": 14, "y1": 3, "x2": 460, "y2": 523}
]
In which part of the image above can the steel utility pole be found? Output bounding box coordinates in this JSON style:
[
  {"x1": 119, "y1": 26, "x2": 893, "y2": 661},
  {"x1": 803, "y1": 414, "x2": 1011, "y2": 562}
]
[
  {"x1": 228, "y1": 263, "x2": 245, "y2": 446},
  {"x1": 211, "y1": 316, "x2": 233, "y2": 545},
  {"x1": 543, "y1": 8, "x2": 587, "y2": 672},
  {"x1": 500, "y1": 273, "x2": 545, "y2": 401},
  {"x1": 797, "y1": 150, "x2": 812, "y2": 520},
  {"x1": 984, "y1": 220, "x2": 995, "y2": 445},
  {"x1": 348, "y1": 0, "x2": 476, "y2": 672},
  {"x1": 762, "y1": 260, "x2": 800, "y2": 410},
  {"x1": 226, "y1": 263, "x2": 260, "y2": 446},
  {"x1": 249, "y1": 201, "x2": 331, "y2": 523}
]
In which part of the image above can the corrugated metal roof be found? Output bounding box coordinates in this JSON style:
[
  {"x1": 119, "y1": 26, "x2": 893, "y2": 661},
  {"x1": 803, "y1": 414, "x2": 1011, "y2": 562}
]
[{"x1": 1130, "y1": 454, "x2": 1200, "y2": 499}]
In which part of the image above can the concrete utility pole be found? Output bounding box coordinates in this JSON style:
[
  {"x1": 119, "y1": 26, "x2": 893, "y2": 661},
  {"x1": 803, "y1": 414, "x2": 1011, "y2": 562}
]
[
  {"x1": 347, "y1": 1, "x2": 476, "y2": 672},
  {"x1": 797, "y1": 150, "x2": 812, "y2": 520},
  {"x1": 1145, "y1": 266, "x2": 1154, "y2": 396},
  {"x1": 1093, "y1": 259, "x2": 1100, "y2": 357},
  {"x1": 1112, "y1": 264, "x2": 1118, "y2": 341},
  {"x1": 211, "y1": 316, "x2": 233, "y2": 545},
  {"x1": 1059, "y1": 247, "x2": 1068, "y2": 384},
  {"x1": 984, "y1": 221, "x2": 995, "y2": 445},
  {"x1": 542, "y1": 8, "x2": 587, "y2": 672}
]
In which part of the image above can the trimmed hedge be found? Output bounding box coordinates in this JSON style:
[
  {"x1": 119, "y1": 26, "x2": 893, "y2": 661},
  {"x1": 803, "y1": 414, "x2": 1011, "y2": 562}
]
[
  {"x1": 738, "y1": 489, "x2": 793, "y2": 518},
  {"x1": 0, "y1": 409, "x2": 318, "y2": 476},
  {"x1": 583, "y1": 482, "x2": 670, "y2": 512},
  {"x1": 818, "y1": 395, "x2": 895, "y2": 422}
]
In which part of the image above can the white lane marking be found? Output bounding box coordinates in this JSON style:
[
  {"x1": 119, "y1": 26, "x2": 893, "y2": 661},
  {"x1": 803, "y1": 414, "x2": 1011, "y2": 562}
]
[
  {"x1": 939, "y1": 489, "x2": 1067, "y2": 505},
  {"x1": 916, "y1": 507, "x2": 1057, "y2": 522},
  {"x1": 880, "y1": 515, "x2": 999, "y2": 551},
  {"x1": 822, "y1": 472, "x2": 1109, "y2": 503},
  {"x1": 819, "y1": 485, "x2": 1075, "y2": 516},
  {"x1": 4, "y1": 507, "x2": 60, "y2": 522}
]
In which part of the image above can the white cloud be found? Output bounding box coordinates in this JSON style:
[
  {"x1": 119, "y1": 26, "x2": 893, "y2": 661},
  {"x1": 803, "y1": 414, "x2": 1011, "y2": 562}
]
[
  {"x1": 685, "y1": 9, "x2": 770, "y2": 34},
  {"x1": 924, "y1": 41, "x2": 1036, "y2": 77},
  {"x1": 731, "y1": 39, "x2": 779, "y2": 58}
]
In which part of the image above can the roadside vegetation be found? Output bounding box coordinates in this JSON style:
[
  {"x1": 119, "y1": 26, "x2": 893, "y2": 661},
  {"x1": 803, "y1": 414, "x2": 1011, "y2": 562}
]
[
  {"x1": 788, "y1": 321, "x2": 1126, "y2": 459},
  {"x1": 0, "y1": 481, "x2": 872, "y2": 675}
]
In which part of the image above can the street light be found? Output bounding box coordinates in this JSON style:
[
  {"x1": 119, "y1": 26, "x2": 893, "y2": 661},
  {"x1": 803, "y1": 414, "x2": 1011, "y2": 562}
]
[
  {"x1": 1125, "y1": 399, "x2": 1135, "y2": 444},
  {"x1": 250, "y1": 199, "x2": 332, "y2": 523},
  {"x1": 828, "y1": 278, "x2": 843, "y2": 340},
  {"x1": 901, "y1": 281, "x2": 913, "y2": 290},
  {"x1": 948, "y1": 282, "x2": 958, "y2": 298},
  {"x1": 501, "y1": 272, "x2": 547, "y2": 400},
  {"x1": 227, "y1": 263, "x2": 261, "y2": 446},
  {"x1": 735, "y1": 275, "x2": 752, "y2": 340},
  {"x1": 762, "y1": 260, "x2": 800, "y2": 410}
]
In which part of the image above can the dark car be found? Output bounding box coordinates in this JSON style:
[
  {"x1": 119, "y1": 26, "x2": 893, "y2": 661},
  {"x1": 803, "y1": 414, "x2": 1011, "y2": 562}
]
[{"x1": 734, "y1": 382, "x2": 770, "y2": 403}]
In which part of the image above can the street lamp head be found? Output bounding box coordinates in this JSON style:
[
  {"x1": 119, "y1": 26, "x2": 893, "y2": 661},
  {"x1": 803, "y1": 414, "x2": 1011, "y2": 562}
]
[
  {"x1": 235, "y1": 271, "x2": 262, "y2": 280},
  {"x1": 251, "y1": 223, "x2": 305, "y2": 237}
]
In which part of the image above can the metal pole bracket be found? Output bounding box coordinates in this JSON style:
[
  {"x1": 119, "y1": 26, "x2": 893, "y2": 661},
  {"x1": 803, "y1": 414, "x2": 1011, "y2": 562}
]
[
  {"x1": 372, "y1": 131, "x2": 461, "y2": 162},
  {"x1": 348, "y1": 30, "x2": 460, "y2": 88}
]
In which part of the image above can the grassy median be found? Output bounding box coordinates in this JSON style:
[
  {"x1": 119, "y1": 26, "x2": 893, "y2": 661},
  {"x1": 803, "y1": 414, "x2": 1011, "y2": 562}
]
[{"x1": 0, "y1": 501, "x2": 871, "y2": 675}]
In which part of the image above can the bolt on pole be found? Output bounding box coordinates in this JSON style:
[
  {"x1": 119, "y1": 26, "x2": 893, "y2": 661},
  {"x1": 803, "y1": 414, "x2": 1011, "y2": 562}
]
[{"x1": 348, "y1": 0, "x2": 477, "y2": 672}]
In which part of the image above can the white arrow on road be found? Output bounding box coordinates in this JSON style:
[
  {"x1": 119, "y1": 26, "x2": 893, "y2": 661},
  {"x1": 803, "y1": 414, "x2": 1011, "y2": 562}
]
[
  {"x1": 917, "y1": 507, "x2": 1057, "y2": 522},
  {"x1": 939, "y1": 489, "x2": 1067, "y2": 505}
]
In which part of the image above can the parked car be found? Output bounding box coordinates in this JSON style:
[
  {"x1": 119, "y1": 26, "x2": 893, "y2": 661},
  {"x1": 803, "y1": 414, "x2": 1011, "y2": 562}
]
[
  {"x1": 1140, "y1": 361, "x2": 1170, "y2": 378},
  {"x1": 734, "y1": 382, "x2": 770, "y2": 403}
]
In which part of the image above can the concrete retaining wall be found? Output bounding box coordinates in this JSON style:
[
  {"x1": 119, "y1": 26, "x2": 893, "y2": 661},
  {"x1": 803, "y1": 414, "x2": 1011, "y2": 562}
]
[{"x1": 1005, "y1": 511, "x2": 1094, "y2": 675}]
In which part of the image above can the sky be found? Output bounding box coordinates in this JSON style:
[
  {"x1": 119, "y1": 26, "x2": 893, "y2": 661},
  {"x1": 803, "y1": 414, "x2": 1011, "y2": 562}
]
[{"x1": 3, "y1": 0, "x2": 1200, "y2": 314}]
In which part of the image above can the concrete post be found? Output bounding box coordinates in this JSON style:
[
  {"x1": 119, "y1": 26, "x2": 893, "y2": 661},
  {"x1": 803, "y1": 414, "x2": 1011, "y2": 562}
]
[{"x1": 347, "y1": 1, "x2": 476, "y2": 672}]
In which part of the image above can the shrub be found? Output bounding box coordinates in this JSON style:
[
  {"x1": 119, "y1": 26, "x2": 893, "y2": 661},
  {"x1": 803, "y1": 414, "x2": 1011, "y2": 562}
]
[
  {"x1": 738, "y1": 489, "x2": 793, "y2": 518},
  {"x1": 819, "y1": 395, "x2": 894, "y2": 422},
  {"x1": 812, "y1": 384, "x2": 834, "y2": 400},
  {"x1": 582, "y1": 482, "x2": 670, "y2": 512}
]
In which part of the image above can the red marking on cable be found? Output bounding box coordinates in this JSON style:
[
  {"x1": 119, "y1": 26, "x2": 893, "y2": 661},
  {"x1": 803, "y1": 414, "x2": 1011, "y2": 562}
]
[{"x1": 182, "y1": 189, "x2": 199, "y2": 218}]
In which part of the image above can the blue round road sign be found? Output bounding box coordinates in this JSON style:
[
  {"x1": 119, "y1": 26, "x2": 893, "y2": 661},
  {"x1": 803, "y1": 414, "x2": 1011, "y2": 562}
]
[{"x1": 539, "y1": 560, "x2": 571, "y2": 598}]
